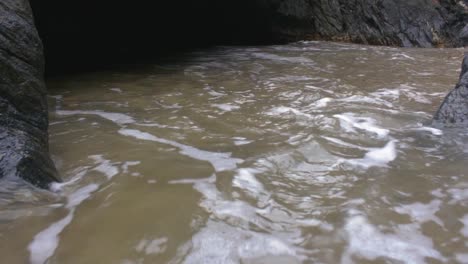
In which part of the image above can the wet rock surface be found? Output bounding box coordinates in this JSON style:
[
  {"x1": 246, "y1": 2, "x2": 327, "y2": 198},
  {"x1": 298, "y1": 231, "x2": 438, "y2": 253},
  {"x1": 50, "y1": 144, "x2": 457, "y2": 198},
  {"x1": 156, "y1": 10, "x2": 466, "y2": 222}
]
[
  {"x1": 267, "y1": 0, "x2": 468, "y2": 47},
  {"x1": 0, "y1": 0, "x2": 58, "y2": 188},
  {"x1": 434, "y1": 53, "x2": 468, "y2": 125}
]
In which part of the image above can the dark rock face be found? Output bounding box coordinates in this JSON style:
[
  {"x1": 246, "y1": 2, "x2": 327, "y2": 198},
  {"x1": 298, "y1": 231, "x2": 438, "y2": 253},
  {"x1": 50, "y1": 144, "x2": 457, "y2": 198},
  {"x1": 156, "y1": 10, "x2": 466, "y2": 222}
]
[
  {"x1": 0, "y1": 0, "x2": 59, "y2": 188},
  {"x1": 434, "y1": 53, "x2": 468, "y2": 125},
  {"x1": 265, "y1": 0, "x2": 468, "y2": 47}
]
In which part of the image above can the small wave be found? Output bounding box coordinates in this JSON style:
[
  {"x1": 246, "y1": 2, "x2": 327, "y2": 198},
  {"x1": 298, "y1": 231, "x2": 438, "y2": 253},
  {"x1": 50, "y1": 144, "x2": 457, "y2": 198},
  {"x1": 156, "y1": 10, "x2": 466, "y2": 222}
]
[
  {"x1": 29, "y1": 184, "x2": 99, "y2": 264},
  {"x1": 334, "y1": 113, "x2": 389, "y2": 138},
  {"x1": 346, "y1": 140, "x2": 397, "y2": 168},
  {"x1": 119, "y1": 129, "x2": 243, "y2": 172},
  {"x1": 342, "y1": 211, "x2": 445, "y2": 263},
  {"x1": 266, "y1": 106, "x2": 313, "y2": 119},
  {"x1": 252, "y1": 52, "x2": 314, "y2": 64},
  {"x1": 56, "y1": 110, "x2": 135, "y2": 125},
  {"x1": 212, "y1": 103, "x2": 240, "y2": 112}
]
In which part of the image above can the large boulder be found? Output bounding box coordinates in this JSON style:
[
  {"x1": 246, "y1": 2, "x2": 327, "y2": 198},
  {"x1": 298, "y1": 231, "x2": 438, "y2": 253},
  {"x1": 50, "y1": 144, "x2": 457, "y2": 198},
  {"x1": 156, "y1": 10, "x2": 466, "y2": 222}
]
[
  {"x1": 0, "y1": 0, "x2": 59, "y2": 188},
  {"x1": 434, "y1": 53, "x2": 468, "y2": 125}
]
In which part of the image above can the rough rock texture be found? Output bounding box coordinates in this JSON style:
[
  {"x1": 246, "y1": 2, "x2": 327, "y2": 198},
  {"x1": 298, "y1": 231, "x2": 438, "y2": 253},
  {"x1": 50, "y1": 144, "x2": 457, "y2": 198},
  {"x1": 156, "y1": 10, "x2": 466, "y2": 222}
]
[
  {"x1": 434, "y1": 53, "x2": 468, "y2": 125},
  {"x1": 0, "y1": 0, "x2": 59, "y2": 188},
  {"x1": 265, "y1": 0, "x2": 468, "y2": 47}
]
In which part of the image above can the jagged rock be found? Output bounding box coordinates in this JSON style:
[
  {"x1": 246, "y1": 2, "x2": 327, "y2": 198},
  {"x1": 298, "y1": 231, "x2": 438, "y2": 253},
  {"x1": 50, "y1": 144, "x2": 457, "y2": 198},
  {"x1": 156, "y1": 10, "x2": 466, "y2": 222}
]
[
  {"x1": 434, "y1": 53, "x2": 468, "y2": 125},
  {"x1": 266, "y1": 0, "x2": 468, "y2": 47},
  {"x1": 0, "y1": 0, "x2": 59, "y2": 188}
]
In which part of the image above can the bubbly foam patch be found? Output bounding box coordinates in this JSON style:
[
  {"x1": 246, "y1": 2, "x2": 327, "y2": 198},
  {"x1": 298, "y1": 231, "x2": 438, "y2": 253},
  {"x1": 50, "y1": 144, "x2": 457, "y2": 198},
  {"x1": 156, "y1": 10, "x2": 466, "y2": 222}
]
[
  {"x1": 212, "y1": 103, "x2": 240, "y2": 112},
  {"x1": 175, "y1": 220, "x2": 301, "y2": 264},
  {"x1": 135, "y1": 237, "x2": 168, "y2": 255},
  {"x1": 394, "y1": 200, "x2": 443, "y2": 226},
  {"x1": 343, "y1": 212, "x2": 444, "y2": 263},
  {"x1": 334, "y1": 114, "x2": 389, "y2": 138},
  {"x1": 232, "y1": 137, "x2": 253, "y2": 146},
  {"x1": 461, "y1": 214, "x2": 468, "y2": 237},
  {"x1": 322, "y1": 136, "x2": 368, "y2": 150},
  {"x1": 109, "y1": 88, "x2": 122, "y2": 93},
  {"x1": 309, "y1": 97, "x2": 332, "y2": 108},
  {"x1": 232, "y1": 168, "x2": 265, "y2": 198},
  {"x1": 390, "y1": 53, "x2": 416, "y2": 61},
  {"x1": 89, "y1": 155, "x2": 119, "y2": 179},
  {"x1": 412, "y1": 126, "x2": 443, "y2": 136},
  {"x1": 347, "y1": 140, "x2": 397, "y2": 168},
  {"x1": 29, "y1": 184, "x2": 98, "y2": 264},
  {"x1": 266, "y1": 106, "x2": 312, "y2": 119}
]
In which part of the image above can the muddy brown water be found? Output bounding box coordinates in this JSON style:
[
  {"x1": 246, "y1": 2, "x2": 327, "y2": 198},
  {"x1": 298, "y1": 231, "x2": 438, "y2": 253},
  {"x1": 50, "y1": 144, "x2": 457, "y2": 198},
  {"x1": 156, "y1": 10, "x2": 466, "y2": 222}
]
[{"x1": 0, "y1": 42, "x2": 467, "y2": 264}]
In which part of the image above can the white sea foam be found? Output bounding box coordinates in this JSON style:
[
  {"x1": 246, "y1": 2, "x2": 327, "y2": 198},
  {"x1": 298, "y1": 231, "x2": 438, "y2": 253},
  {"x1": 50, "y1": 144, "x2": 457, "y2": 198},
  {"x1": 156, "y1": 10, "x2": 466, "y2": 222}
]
[
  {"x1": 309, "y1": 97, "x2": 332, "y2": 108},
  {"x1": 413, "y1": 126, "x2": 443, "y2": 136},
  {"x1": 208, "y1": 90, "x2": 226, "y2": 97},
  {"x1": 29, "y1": 184, "x2": 98, "y2": 264},
  {"x1": 342, "y1": 212, "x2": 444, "y2": 263},
  {"x1": 212, "y1": 103, "x2": 240, "y2": 112},
  {"x1": 460, "y1": 214, "x2": 468, "y2": 237},
  {"x1": 109, "y1": 88, "x2": 122, "y2": 93},
  {"x1": 339, "y1": 95, "x2": 394, "y2": 108},
  {"x1": 119, "y1": 129, "x2": 242, "y2": 171},
  {"x1": 49, "y1": 169, "x2": 87, "y2": 192},
  {"x1": 232, "y1": 137, "x2": 253, "y2": 146},
  {"x1": 322, "y1": 136, "x2": 368, "y2": 150},
  {"x1": 174, "y1": 220, "x2": 300, "y2": 264},
  {"x1": 135, "y1": 237, "x2": 168, "y2": 255},
  {"x1": 56, "y1": 110, "x2": 135, "y2": 125},
  {"x1": 398, "y1": 84, "x2": 433, "y2": 104},
  {"x1": 29, "y1": 212, "x2": 74, "y2": 264},
  {"x1": 334, "y1": 114, "x2": 389, "y2": 138},
  {"x1": 232, "y1": 169, "x2": 265, "y2": 198},
  {"x1": 371, "y1": 88, "x2": 400, "y2": 99},
  {"x1": 89, "y1": 155, "x2": 119, "y2": 179},
  {"x1": 266, "y1": 106, "x2": 312, "y2": 119},
  {"x1": 121, "y1": 161, "x2": 141, "y2": 174},
  {"x1": 447, "y1": 187, "x2": 468, "y2": 204},
  {"x1": 457, "y1": 254, "x2": 468, "y2": 263},
  {"x1": 169, "y1": 174, "x2": 215, "y2": 185},
  {"x1": 394, "y1": 200, "x2": 443, "y2": 226},
  {"x1": 296, "y1": 218, "x2": 334, "y2": 231},
  {"x1": 347, "y1": 140, "x2": 397, "y2": 168},
  {"x1": 390, "y1": 53, "x2": 416, "y2": 61}
]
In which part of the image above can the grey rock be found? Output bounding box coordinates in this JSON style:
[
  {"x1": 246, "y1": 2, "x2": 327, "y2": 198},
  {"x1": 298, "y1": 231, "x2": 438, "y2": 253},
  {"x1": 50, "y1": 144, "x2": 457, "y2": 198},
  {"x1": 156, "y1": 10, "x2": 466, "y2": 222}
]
[
  {"x1": 266, "y1": 0, "x2": 468, "y2": 47},
  {"x1": 0, "y1": 0, "x2": 59, "y2": 188},
  {"x1": 434, "y1": 53, "x2": 468, "y2": 125}
]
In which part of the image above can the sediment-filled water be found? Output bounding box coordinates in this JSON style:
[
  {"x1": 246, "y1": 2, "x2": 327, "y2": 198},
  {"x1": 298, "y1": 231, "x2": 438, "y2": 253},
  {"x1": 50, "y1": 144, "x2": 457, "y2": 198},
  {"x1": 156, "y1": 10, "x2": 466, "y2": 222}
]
[{"x1": 1, "y1": 41, "x2": 467, "y2": 264}]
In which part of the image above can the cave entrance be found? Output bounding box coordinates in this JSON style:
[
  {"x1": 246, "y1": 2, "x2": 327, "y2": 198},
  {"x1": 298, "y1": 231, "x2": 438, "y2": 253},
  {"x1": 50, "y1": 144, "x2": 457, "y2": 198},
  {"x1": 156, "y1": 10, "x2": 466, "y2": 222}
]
[{"x1": 30, "y1": 0, "x2": 277, "y2": 75}]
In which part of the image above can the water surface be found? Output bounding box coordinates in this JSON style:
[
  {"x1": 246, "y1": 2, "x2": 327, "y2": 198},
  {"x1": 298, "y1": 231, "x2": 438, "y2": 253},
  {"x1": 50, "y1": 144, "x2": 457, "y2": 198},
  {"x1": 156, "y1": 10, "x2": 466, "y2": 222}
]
[{"x1": 1, "y1": 42, "x2": 467, "y2": 264}]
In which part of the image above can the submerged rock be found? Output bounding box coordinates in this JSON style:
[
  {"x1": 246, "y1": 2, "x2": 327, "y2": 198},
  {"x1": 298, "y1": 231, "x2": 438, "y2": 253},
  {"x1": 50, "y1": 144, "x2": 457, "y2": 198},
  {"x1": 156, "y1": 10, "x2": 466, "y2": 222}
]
[
  {"x1": 0, "y1": 0, "x2": 59, "y2": 188},
  {"x1": 434, "y1": 53, "x2": 468, "y2": 125}
]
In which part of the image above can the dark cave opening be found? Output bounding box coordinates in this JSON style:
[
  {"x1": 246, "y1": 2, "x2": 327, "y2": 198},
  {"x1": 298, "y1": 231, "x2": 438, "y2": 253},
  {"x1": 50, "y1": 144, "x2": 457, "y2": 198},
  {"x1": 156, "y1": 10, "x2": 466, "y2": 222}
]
[{"x1": 30, "y1": 0, "x2": 280, "y2": 75}]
